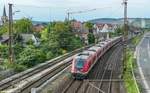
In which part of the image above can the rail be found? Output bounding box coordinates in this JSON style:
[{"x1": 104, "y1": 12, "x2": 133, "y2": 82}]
[
  {"x1": 59, "y1": 42, "x2": 123, "y2": 93},
  {"x1": 0, "y1": 45, "x2": 93, "y2": 93}
]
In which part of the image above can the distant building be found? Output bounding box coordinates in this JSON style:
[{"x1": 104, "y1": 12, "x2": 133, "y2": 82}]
[
  {"x1": 94, "y1": 24, "x2": 105, "y2": 33},
  {"x1": 20, "y1": 34, "x2": 40, "y2": 46},
  {"x1": 1, "y1": 5, "x2": 8, "y2": 25},
  {"x1": 94, "y1": 23, "x2": 117, "y2": 33},
  {"x1": 94, "y1": 23, "x2": 118, "y2": 39},
  {"x1": 0, "y1": 21, "x2": 2, "y2": 26},
  {"x1": 33, "y1": 24, "x2": 45, "y2": 32},
  {"x1": 129, "y1": 26, "x2": 141, "y2": 35},
  {"x1": 71, "y1": 21, "x2": 81, "y2": 31},
  {"x1": 141, "y1": 18, "x2": 146, "y2": 28},
  {"x1": 71, "y1": 21, "x2": 89, "y2": 44},
  {"x1": 0, "y1": 35, "x2": 9, "y2": 45},
  {"x1": 0, "y1": 34, "x2": 40, "y2": 46}
]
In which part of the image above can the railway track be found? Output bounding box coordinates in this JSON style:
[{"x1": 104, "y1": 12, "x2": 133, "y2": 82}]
[
  {"x1": 62, "y1": 79, "x2": 83, "y2": 93},
  {"x1": 98, "y1": 45, "x2": 123, "y2": 93},
  {"x1": 83, "y1": 43, "x2": 123, "y2": 93},
  {"x1": 60, "y1": 42, "x2": 123, "y2": 93},
  {"x1": 0, "y1": 46, "x2": 92, "y2": 93},
  {"x1": 0, "y1": 59, "x2": 69, "y2": 91},
  {"x1": 1, "y1": 59, "x2": 71, "y2": 93}
]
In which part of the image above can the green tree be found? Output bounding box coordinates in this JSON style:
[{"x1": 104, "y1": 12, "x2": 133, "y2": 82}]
[
  {"x1": 40, "y1": 28, "x2": 49, "y2": 41},
  {"x1": 88, "y1": 33, "x2": 95, "y2": 44},
  {"x1": 0, "y1": 24, "x2": 8, "y2": 36},
  {"x1": 110, "y1": 27, "x2": 123, "y2": 37},
  {"x1": 13, "y1": 44, "x2": 24, "y2": 59},
  {"x1": 115, "y1": 27, "x2": 123, "y2": 35},
  {"x1": 85, "y1": 22, "x2": 94, "y2": 33},
  {"x1": 14, "y1": 18, "x2": 33, "y2": 33},
  {"x1": 53, "y1": 22, "x2": 82, "y2": 51},
  {"x1": 0, "y1": 45, "x2": 8, "y2": 59},
  {"x1": 40, "y1": 21, "x2": 83, "y2": 57},
  {"x1": 47, "y1": 22, "x2": 56, "y2": 33},
  {"x1": 16, "y1": 47, "x2": 46, "y2": 68}
]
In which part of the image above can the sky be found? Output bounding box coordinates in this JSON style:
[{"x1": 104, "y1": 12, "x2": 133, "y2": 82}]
[{"x1": 0, "y1": 0, "x2": 150, "y2": 21}]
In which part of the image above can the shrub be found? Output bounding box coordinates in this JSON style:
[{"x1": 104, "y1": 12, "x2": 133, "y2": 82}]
[{"x1": 16, "y1": 47, "x2": 46, "y2": 68}]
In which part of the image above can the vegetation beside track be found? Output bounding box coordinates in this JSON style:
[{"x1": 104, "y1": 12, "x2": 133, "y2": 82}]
[
  {"x1": 132, "y1": 35, "x2": 143, "y2": 46},
  {"x1": 0, "y1": 20, "x2": 84, "y2": 73},
  {"x1": 124, "y1": 35, "x2": 143, "y2": 93},
  {"x1": 124, "y1": 50, "x2": 139, "y2": 93}
]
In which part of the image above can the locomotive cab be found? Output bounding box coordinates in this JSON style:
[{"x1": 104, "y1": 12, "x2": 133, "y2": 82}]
[
  {"x1": 71, "y1": 51, "x2": 97, "y2": 79},
  {"x1": 71, "y1": 55, "x2": 89, "y2": 79}
]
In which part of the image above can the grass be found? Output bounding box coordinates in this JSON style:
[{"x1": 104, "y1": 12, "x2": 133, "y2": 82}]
[
  {"x1": 132, "y1": 35, "x2": 143, "y2": 46},
  {"x1": 124, "y1": 50, "x2": 139, "y2": 93},
  {"x1": 123, "y1": 35, "x2": 143, "y2": 93}
]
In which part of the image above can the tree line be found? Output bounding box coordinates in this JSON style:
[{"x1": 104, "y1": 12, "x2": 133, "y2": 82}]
[{"x1": 0, "y1": 18, "x2": 95, "y2": 72}]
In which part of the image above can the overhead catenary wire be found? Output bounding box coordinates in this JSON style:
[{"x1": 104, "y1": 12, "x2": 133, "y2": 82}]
[
  {"x1": 66, "y1": 5, "x2": 123, "y2": 21},
  {"x1": 5, "y1": 3, "x2": 124, "y2": 22},
  {"x1": 8, "y1": 4, "x2": 115, "y2": 21},
  {"x1": 104, "y1": 6, "x2": 123, "y2": 18},
  {"x1": 66, "y1": 7, "x2": 112, "y2": 21}
]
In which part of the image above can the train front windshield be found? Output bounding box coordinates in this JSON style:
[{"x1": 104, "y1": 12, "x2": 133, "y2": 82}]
[{"x1": 76, "y1": 58, "x2": 85, "y2": 69}]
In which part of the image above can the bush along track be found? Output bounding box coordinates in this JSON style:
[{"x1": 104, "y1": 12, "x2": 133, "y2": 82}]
[
  {"x1": 123, "y1": 50, "x2": 140, "y2": 93},
  {"x1": 123, "y1": 35, "x2": 143, "y2": 93}
]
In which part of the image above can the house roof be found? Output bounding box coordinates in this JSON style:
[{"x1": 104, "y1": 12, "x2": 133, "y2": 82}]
[
  {"x1": 95, "y1": 24, "x2": 105, "y2": 30},
  {"x1": 33, "y1": 24, "x2": 45, "y2": 32},
  {"x1": 0, "y1": 35, "x2": 9, "y2": 43},
  {"x1": 3, "y1": 6, "x2": 7, "y2": 17},
  {"x1": 95, "y1": 23, "x2": 117, "y2": 32},
  {"x1": 71, "y1": 21, "x2": 82, "y2": 29},
  {"x1": 71, "y1": 21, "x2": 89, "y2": 34},
  {"x1": 21, "y1": 34, "x2": 35, "y2": 42},
  {"x1": 1, "y1": 35, "x2": 9, "y2": 39}
]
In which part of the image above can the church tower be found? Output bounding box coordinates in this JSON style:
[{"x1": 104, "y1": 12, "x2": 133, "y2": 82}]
[{"x1": 1, "y1": 5, "x2": 8, "y2": 25}]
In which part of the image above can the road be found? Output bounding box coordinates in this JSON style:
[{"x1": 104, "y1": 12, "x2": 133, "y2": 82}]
[{"x1": 137, "y1": 33, "x2": 150, "y2": 93}]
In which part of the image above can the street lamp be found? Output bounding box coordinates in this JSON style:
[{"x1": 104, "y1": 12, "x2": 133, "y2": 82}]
[{"x1": 12, "y1": 10, "x2": 20, "y2": 15}]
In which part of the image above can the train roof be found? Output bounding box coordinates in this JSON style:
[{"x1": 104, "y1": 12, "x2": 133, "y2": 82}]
[
  {"x1": 98, "y1": 42, "x2": 108, "y2": 47},
  {"x1": 76, "y1": 51, "x2": 95, "y2": 59},
  {"x1": 84, "y1": 51, "x2": 95, "y2": 55},
  {"x1": 99, "y1": 41, "x2": 108, "y2": 45},
  {"x1": 88, "y1": 46, "x2": 100, "y2": 51},
  {"x1": 89, "y1": 46, "x2": 100, "y2": 49},
  {"x1": 75, "y1": 55, "x2": 89, "y2": 59},
  {"x1": 78, "y1": 50, "x2": 95, "y2": 56},
  {"x1": 96, "y1": 43, "x2": 105, "y2": 48},
  {"x1": 105, "y1": 39, "x2": 111, "y2": 42},
  {"x1": 112, "y1": 36, "x2": 121, "y2": 40},
  {"x1": 78, "y1": 51, "x2": 90, "y2": 56}
]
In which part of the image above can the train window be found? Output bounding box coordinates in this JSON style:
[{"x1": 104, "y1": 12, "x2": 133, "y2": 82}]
[
  {"x1": 106, "y1": 41, "x2": 110, "y2": 42},
  {"x1": 88, "y1": 49, "x2": 96, "y2": 52},
  {"x1": 78, "y1": 53, "x2": 89, "y2": 56},
  {"x1": 96, "y1": 45, "x2": 101, "y2": 47},
  {"x1": 100, "y1": 43, "x2": 105, "y2": 45},
  {"x1": 76, "y1": 58, "x2": 85, "y2": 69},
  {"x1": 99, "y1": 45, "x2": 103, "y2": 47}
]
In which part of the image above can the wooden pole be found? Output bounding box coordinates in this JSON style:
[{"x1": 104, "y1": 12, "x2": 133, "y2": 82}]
[{"x1": 8, "y1": 3, "x2": 13, "y2": 63}]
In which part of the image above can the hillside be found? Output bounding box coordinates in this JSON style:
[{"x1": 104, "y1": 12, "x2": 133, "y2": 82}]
[{"x1": 89, "y1": 18, "x2": 150, "y2": 28}]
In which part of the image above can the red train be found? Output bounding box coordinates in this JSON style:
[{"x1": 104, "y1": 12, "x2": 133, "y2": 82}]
[{"x1": 71, "y1": 36, "x2": 122, "y2": 79}]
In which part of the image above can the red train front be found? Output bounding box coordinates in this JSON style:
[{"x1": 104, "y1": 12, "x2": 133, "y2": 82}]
[{"x1": 71, "y1": 51, "x2": 96, "y2": 79}]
